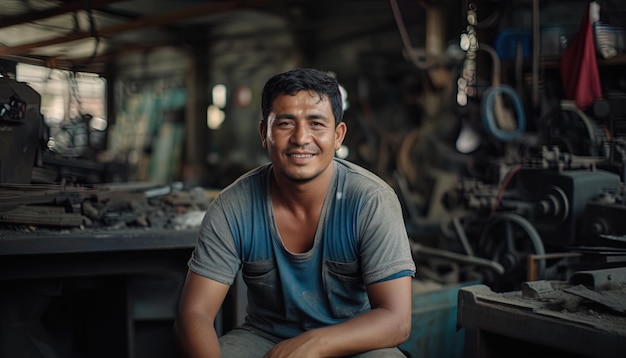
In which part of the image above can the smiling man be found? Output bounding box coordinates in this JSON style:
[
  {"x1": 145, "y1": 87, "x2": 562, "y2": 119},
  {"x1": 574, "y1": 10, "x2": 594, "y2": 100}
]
[{"x1": 175, "y1": 68, "x2": 416, "y2": 358}]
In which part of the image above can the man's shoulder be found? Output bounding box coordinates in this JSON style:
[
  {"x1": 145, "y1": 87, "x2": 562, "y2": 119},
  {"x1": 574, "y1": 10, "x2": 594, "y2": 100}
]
[
  {"x1": 218, "y1": 163, "x2": 270, "y2": 198},
  {"x1": 334, "y1": 158, "x2": 393, "y2": 191}
]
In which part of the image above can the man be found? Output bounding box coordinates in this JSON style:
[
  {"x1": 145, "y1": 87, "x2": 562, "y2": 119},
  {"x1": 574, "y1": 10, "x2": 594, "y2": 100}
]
[{"x1": 175, "y1": 68, "x2": 415, "y2": 357}]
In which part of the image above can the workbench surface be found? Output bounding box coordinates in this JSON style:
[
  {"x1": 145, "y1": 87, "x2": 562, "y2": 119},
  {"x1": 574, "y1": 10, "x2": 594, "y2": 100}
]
[
  {"x1": 0, "y1": 228, "x2": 197, "y2": 280},
  {"x1": 457, "y1": 281, "x2": 626, "y2": 358}
]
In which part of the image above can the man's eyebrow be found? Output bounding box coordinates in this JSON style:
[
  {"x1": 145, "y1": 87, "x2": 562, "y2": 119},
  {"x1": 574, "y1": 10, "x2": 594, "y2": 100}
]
[
  {"x1": 273, "y1": 113, "x2": 330, "y2": 120},
  {"x1": 306, "y1": 113, "x2": 330, "y2": 120},
  {"x1": 274, "y1": 113, "x2": 296, "y2": 120}
]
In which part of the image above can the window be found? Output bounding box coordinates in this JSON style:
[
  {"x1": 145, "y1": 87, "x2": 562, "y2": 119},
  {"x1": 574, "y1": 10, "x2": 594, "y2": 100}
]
[{"x1": 16, "y1": 63, "x2": 106, "y2": 126}]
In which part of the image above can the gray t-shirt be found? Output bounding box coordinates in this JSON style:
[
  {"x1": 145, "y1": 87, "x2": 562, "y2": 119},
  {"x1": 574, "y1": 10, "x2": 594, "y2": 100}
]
[{"x1": 189, "y1": 158, "x2": 416, "y2": 340}]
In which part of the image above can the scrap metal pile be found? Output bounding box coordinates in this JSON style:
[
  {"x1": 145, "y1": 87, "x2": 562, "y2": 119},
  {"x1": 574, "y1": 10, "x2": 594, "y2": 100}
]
[
  {"x1": 0, "y1": 72, "x2": 216, "y2": 237},
  {"x1": 0, "y1": 182, "x2": 216, "y2": 234}
]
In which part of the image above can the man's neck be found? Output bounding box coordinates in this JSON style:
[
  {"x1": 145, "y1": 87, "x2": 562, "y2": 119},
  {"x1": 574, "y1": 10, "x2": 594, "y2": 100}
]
[
  {"x1": 269, "y1": 165, "x2": 334, "y2": 253},
  {"x1": 270, "y1": 165, "x2": 334, "y2": 212}
]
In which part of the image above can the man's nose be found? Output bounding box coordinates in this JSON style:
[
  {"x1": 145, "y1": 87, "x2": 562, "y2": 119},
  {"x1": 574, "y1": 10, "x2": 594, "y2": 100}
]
[{"x1": 290, "y1": 123, "x2": 310, "y2": 144}]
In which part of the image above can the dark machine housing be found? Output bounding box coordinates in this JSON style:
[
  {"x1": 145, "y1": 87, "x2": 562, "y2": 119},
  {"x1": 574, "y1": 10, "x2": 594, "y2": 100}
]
[{"x1": 0, "y1": 76, "x2": 45, "y2": 184}]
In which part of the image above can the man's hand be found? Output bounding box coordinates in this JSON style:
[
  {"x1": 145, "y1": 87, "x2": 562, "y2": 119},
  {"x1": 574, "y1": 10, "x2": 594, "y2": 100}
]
[
  {"x1": 266, "y1": 276, "x2": 412, "y2": 358},
  {"x1": 263, "y1": 331, "x2": 322, "y2": 358}
]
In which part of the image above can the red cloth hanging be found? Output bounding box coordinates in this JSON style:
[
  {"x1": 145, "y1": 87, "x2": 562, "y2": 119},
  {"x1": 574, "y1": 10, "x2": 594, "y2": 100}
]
[{"x1": 560, "y1": 2, "x2": 603, "y2": 110}]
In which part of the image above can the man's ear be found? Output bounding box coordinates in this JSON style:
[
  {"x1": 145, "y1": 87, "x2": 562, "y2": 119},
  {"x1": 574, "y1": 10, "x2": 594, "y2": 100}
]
[
  {"x1": 335, "y1": 121, "x2": 347, "y2": 150},
  {"x1": 259, "y1": 120, "x2": 267, "y2": 148}
]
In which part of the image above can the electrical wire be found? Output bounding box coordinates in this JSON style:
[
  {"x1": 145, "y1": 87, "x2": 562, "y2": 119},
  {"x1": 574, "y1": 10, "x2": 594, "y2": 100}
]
[
  {"x1": 84, "y1": 0, "x2": 100, "y2": 61},
  {"x1": 492, "y1": 164, "x2": 522, "y2": 214},
  {"x1": 388, "y1": 0, "x2": 431, "y2": 70},
  {"x1": 388, "y1": 0, "x2": 413, "y2": 53}
]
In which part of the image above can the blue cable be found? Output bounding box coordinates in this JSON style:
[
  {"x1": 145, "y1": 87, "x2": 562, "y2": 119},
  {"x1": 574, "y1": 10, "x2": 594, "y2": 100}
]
[{"x1": 481, "y1": 84, "x2": 526, "y2": 141}]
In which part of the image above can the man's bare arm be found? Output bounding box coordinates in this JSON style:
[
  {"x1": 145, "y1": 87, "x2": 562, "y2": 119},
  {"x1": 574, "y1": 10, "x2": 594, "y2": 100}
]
[
  {"x1": 174, "y1": 270, "x2": 231, "y2": 358},
  {"x1": 264, "y1": 275, "x2": 412, "y2": 358}
]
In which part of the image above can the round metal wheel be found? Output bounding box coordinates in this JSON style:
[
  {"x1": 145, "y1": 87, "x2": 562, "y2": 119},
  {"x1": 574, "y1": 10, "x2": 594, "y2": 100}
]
[{"x1": 477, "y1": 212, "x2": 546, "y2": 291}]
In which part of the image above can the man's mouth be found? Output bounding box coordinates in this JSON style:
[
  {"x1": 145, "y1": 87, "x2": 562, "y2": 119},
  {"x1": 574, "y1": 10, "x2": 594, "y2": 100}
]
[{"x1": 289, "y1": 153, "x2": 314, "y2": 158}]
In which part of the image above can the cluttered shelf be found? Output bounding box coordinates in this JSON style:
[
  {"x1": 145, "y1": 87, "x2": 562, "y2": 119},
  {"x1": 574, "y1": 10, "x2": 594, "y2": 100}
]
[
  {"x1": 0, "y1": 182, "x2": 211, "y2": 280},
  {"x1": 0, "y1": 181, "x2": 215, "y2": 256}
]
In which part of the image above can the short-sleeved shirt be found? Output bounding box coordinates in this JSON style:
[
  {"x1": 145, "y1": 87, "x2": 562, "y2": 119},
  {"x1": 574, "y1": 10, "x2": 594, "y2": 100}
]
[{"x1": 188, "y1": 158, "x2": 416, "y2": 340}]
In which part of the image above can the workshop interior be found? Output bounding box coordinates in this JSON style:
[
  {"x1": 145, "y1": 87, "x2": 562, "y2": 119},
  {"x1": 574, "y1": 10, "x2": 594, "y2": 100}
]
[{"x1": 1, "y1": 0, "x2": 626, "y2": 357}]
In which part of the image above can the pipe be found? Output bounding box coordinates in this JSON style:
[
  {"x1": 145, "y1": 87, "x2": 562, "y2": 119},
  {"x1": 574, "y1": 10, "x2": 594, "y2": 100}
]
[
  {"x1": 411, "y1": 242, "x2": 505, "y2": 275},
  {"x1": 532, "y1": 0, "x2": 540, "y2": 109}
]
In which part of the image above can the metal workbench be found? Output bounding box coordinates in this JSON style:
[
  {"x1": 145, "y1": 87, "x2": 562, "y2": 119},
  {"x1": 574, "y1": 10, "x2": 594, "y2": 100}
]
[
  {"x1": 457, "y1": 276, "x2": 626, "y2": 358},
  {"x1": 0, "y1": 228, "x2": 198, "y2": 358},
  {"x1": 0, "y1": 228, "x2": 197, "y2": 279}
]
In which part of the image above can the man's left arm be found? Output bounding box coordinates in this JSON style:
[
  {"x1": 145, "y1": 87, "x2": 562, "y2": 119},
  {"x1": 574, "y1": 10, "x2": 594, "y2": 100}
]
[{"x1": 264, "y1": 275, "x2": 412, "y2": 358}]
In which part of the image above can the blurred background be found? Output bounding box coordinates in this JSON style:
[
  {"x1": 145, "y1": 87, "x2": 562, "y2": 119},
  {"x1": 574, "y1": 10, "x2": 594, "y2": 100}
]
[{"x1": 2, "y1": 1, "x2": 626, "y2": 357}]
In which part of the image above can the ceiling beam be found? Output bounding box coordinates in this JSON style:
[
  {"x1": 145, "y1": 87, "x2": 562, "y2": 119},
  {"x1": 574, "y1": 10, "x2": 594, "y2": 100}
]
[
  {"x1": 0, "y1": 0, "x2": 125, "y2": 29},
  {"x1": 0, "y1": 1, "x2": 278, "y2": 57}
]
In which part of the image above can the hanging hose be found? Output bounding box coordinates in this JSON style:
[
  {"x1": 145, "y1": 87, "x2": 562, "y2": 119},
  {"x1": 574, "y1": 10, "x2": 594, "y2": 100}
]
[{"x1": 481, "y1": 84, "x2": 526, "y2": 141}]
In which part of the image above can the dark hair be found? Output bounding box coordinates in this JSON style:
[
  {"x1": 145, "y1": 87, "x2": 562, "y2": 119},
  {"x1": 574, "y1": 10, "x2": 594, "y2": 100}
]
[{"x1": 261, "y1": 68, "x2": 344, "y2": 124}]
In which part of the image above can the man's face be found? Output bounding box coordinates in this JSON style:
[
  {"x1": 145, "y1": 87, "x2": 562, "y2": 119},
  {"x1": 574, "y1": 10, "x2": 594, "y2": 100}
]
[{"x1": 259, "y1": 90, "x2": 346, "y2": 183}]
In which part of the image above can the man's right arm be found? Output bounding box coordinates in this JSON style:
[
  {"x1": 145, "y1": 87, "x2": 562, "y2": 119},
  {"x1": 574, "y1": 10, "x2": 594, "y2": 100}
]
[{"x1": 174, "y1": 270, "x2": 231, "y2": 358}]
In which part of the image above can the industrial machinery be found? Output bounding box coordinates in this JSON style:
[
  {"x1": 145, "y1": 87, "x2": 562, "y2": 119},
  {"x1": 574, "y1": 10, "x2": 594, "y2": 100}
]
[
  {"x1": 440, "y1": 142, "x2": 625, "y2": 291},
  {"x1": 0, "y1": 74, "x2": 46, "y2": 184},
  {"x1": 394, "y1": 0, "x2": 626, "y2": 292},
  {"x1": 0, "y1": 66, "x2": 126, "y2": 186}
]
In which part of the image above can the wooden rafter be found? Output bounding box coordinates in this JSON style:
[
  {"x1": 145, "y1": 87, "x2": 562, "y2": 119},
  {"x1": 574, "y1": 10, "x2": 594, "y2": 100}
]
[
  {"x1": 0, "y1": 1, "x2": 248, "y2": 57},
  {"x1": 0, "y1": 0, "x2": 125, "y2": 29}
]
